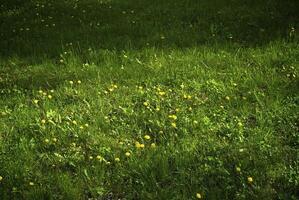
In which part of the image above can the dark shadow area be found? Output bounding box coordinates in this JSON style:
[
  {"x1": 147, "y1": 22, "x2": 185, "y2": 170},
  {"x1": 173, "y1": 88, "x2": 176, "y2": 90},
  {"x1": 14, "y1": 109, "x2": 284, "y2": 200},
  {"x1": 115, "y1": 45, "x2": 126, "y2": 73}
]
[{"x1": 0, "y1": 0, "x2": 298, "y2": 59}]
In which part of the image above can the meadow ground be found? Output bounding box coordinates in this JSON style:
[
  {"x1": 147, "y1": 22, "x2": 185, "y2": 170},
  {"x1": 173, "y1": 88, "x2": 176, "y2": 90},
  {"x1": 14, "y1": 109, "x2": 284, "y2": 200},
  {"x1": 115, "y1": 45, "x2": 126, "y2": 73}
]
[{"x1": 0, "y1": 0, "x2": 299, "y2": 199}]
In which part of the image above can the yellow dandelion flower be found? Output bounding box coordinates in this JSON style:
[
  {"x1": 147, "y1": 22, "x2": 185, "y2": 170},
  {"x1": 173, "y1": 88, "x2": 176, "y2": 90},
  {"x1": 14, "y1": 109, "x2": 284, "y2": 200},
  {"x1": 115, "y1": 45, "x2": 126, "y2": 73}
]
[
  {"x1": 171, "y1": 122, "x2": 177, "y2": 128},
  {"x1": 158, "y1": 91, "x2": 166, "y2": 96},
  {"x1": 225, "y1": 96, "x2": 230, "y2": 101},
  {"x1": 144, "y1": 135, "x2": 151, "y2": 140},
  {"x1": 247, "y1": 176, "x2": 253, "y2": 183},
  {"x1": 38, "y1": 90, "x2": 43, "y2": 94},
  {"x1": 69, "y1": 80, "x2": 74, "y2": 85},
  {"x1": 237, "y1": 122, "x2": 243, "y2": 127},
  {"x1": 42, "y1": 92, "x2": 47, "y2": 96},
  {"x1": 48, "y1": 95, "x2": 52, "y2": 99},
  {"x1": 79, "y1": 126, "x2": 84, "y2": 129},
  {"x1": 236, "y1": 167, "x2": 241, "y2": 172},
  {"x1": 151, "y1": 143, "x2": 156, "y2": 148},
  {"x1": 52, "y1": 138, "x2": 57, "y2": 142},
  {"x1": 89, "y1": 156, "x2": 93, "y2": 160},
  {"x1": 140, "y1": 144, "x2": 145, "y2": 148},
  {"x1": 156, "y1": 107, "x2": 160, "y2": 111},
  {"x1": 44, "y1": 139, "x2": 49, "y2": 143},
  {"x1": 168, "y1": 115, "x2": 177, "y2": 120},
  {"x1": 196, "y1": 193, "x2": 202, "y2": 199},
  {"x1": 125, "y1": 152, "x2": 131, "y2": 157},
  {"x1": 143, "y1": 101, "x2": 149, "y2": 107},
  {"x1": 41, "y1": 119, "x2": 46, "y2": 124},
  {"x1": 29, "y1": 182, "x2": 34, "y2": 186},
  {"x1": 135, "y1": 141, "x2": 141, "y2": 148},
  {"x1": 50, "y1": 89, "x2": 54, "y2": 93},
  {"x1": 33, "y1": 99, "x2": 39, "y2": 104},
  {"x1": 115, "y1": 157, "x2": 120, "y2": 162},
  {"x1": 96, "y1": 155, "x2": 103, "y2": 161},
  {"x1": 0, "y1": 176, "x2": 3, "y2": 181},
  {"x1": 72, "y1": 120, "x2": 77, "y2": 125},
  {"x1": 77, "y1": 80, "x2": 81, "y2": 84},
  {"x1": 84, "y1": 123, "x2": 89, "y2": 127}
]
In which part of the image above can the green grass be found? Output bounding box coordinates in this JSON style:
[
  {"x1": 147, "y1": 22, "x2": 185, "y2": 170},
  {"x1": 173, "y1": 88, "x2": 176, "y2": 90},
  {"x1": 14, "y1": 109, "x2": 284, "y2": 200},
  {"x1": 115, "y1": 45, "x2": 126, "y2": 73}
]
[{"x1": 0, "y1": 0, "x2": 299, "y2": 199}]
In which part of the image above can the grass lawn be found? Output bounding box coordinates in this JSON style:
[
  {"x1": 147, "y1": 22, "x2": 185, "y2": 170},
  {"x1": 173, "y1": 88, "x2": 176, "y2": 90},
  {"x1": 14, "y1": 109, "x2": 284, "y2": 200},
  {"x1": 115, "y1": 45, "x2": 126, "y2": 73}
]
[{"x1": 0, "y1": 0, "x2": 298, "y2": 199}]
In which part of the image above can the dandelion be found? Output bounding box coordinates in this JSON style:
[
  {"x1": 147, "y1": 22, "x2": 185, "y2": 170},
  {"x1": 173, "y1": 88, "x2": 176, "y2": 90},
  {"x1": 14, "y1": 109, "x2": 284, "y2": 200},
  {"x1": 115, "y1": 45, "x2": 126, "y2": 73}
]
[
  {"x1": 48, "y1": 95, "x2": 52, "y2": 99},
  {"x1": 44, "y1": 139, "x2": 49, "y2": 143},
  {"x1": 52, "y1": 138, "x2": 57, "y2": 142},
  {"x1": 196, "y1": 193, "x2": 202, "y2": 199},
  {"x1": 171, "y1": 122, "x2": 177, "y2": 128},
  {"x1": 158, "y1": 91, "x2": 166, "y2": 96},
  {"x1": 96, "y1": 155, "x2": 103, "y2": 161},
  {"x1": 50, "y1": 89, "x2": 54, "y2": 93},
  {"x1": 168, "y1": 115, "x2": 177, "y2": 120},
  {"x1": 247, "y1": 176, "x2": 253, "y2": 183},
  {"x1": 38, "y1": 90, "x2": 43, "y2": 94},
  {"x1": 151, "y1": 143, "x2": 156, "y2": 148},
  {"x1": 140, "y1": 144, "x2": 145, "y2": 148},
  {"x1": 0, "y1": 176, "x2": 3, "y2": 181},
  {"x1": 33, "y1": 99, "x2": 39, "y2": 104},
  {"x1": 41, "y1": 119, "x2": 46, "y2": 124},
  {"x1": 69, "y1": 80, "x2": 74, "y2": 85},
  {"x1": 29, "y1": 182, "x2": 34, "y2": 186},
  {"x1": 144, "y1": 135, "x2": 151, "y2": 140},
  {"x1": 89, "y1": 156, "x2": 93, "y2": 160},
  {"x1": 225, "y1": 96, "x2": 230, "y2": 101},
  {"x1": 237, "y1": 122, "x2": 243, "y2": 127},
  {"x1": 183, "y1": 94, "x2": 192, "y2": 100},
  {"x1": 84, "y1": 123, "x2": 89, "y2": 127},
  {"x1": 135, "y1": 141, "x2": 141, "y2": 148},
  {"x1": 143, "y1": 101, "x2": 149, "y2": 107},
  {"x1": 77, "y1": 80, "x2": 81, "y2": 84},
  {"x1": 72, "y1": 120, "x2": 77, "y2": 125},
  {"x1": 236, "y1": 167, "x2": 241, "y2": 172},
  {"x1": 125, "y1": 152, "x2": 131, "y2": 157},
  {"x1": 79, "y1": 126, "x2": 84, "y2": 129},
  {"x1": 115, "y1": 157, "x2": 120, "y2": 162}
]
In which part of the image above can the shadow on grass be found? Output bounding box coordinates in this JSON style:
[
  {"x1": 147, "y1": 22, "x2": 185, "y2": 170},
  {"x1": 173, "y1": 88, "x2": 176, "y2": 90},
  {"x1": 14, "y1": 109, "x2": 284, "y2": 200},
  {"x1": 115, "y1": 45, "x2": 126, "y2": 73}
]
[{"x1": 0, "y1": 0, "x2": 298, "y2": 59}]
